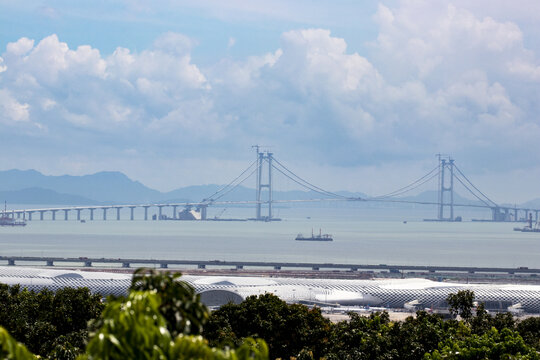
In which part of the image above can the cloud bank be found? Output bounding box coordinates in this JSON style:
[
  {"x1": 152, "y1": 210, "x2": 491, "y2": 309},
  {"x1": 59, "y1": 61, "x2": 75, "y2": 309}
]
[{"x1": 0, "y1": 1, "x2": 539, "y2": 201}]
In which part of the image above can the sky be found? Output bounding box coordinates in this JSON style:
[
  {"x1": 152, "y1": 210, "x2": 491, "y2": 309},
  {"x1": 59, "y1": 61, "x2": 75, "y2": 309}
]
[{"x1": 0, "y1": 0, "x2": 539, "y2": 203}]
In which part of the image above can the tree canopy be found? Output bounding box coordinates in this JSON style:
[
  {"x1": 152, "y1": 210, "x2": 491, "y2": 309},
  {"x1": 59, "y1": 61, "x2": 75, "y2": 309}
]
[{"x1": 2, "y1": 273, "x2": 540, "y2": 360}]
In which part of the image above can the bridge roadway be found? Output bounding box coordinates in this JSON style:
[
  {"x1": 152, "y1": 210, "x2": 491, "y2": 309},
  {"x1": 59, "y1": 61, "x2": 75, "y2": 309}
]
[
  {"x1": 5, "y1": 198, "x2": 540, "y2": 222},
  {"x1": 0, "y1": 256, "x2": 537, "y2": 275}
]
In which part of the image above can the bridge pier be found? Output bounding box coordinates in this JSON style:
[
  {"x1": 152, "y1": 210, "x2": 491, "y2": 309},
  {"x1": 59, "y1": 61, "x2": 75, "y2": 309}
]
[
  {"x1": 130, "y1": 206, "x2": 135, "y2": 220},
  {"x1": 64, "y1": 209, "x2": 69, "y2": 220},
  {"x1": 46, "y1": 260, "x2": 54, "y2": 266},
  {"x1": 90, "y1": 208, "x2": 95, "y2": 221},
  {"x1": 158, "y1": 205, "x2": 164, "y2": 220},
  {"x1": 116, "y1": 207, "x2": 122, "y2": 220},
  {"x1": 144, "y1": 206, "x2": 150, "y2": 221},
  {"x1": 27, "y1": 211, "x2": 33, "y2": 221},
  {"x1": 39, "y1": 210, "x2": 45, "y2": 220},
  {"x1": 16, "y1": 212, "x2": 21, "y2": 219},
  {"x1": 8, "y1": 259, "x2": 15, "y2": 266},
  {"x1": 103, "y1": 208, "x2": 108, "y2": 220},
  {"x1": 172, "y1": 205, "x2": 178, "y2": 219},
  {"x1": 51, "y1": 210, "x2": 57, "y2": 220},
  {"x1": 77, "y1": 209, "x2": 81, "y2": 221},
  {"x1": 84, "y1": 261, "x2": 92, "y2": 267},
  {"x1": 200, "y1": 205, "x2": 207, "y2": 220}
]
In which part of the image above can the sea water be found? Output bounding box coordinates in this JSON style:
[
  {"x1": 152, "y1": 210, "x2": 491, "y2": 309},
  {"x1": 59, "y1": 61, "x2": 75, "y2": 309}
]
[{"x1": 0, "y1": 204, "x2": 538, "y2": 268}]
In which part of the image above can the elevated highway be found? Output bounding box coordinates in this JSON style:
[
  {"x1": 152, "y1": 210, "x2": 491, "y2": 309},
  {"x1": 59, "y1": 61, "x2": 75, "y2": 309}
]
[{"x1": 0, "y1": 255, "x2": 538, "y2": 275}]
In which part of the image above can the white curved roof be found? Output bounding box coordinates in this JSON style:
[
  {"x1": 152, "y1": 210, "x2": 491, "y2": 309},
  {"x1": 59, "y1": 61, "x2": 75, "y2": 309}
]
[{"x1": 3, "y1": 267, "x2": 540, "y2": 312}]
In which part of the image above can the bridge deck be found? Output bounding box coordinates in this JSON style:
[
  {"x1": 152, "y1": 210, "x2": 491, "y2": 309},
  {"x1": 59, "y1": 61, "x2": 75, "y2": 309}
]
[{"x1": 0, "y1": 256, "x2": 537, "y2": 275}]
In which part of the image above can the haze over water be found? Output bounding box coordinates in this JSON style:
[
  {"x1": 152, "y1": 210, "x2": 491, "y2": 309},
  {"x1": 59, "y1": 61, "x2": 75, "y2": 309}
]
[{"x1": 1, "y1": 205, "x2": 538, "y2": 269}]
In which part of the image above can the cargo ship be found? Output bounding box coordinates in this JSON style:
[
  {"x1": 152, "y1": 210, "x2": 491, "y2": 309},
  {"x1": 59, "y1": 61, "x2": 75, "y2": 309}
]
[
  {"x1": 295, "y1": 229, "x2": 333, "y2": 241},
  {"x1": 0, "y1": 202, "x2": 26, "y2": 227}
]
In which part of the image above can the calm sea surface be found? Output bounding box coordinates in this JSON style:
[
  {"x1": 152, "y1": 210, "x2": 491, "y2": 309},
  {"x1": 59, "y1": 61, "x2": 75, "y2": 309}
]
[{"x1": 0, "y1": 205, "x2": 538, "y2": 268}]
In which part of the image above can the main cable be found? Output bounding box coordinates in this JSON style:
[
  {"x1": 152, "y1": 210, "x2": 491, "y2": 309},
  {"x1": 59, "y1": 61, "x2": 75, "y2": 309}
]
[
  {"x1": 211, "y1": 165, "x2": 259, "y2": 202},
  {"x1": 454, "y1": 165, "x2": 498, "y2": 206},
  {"x1": 270, "y1": 163, "x2": 343, "y2": 199},
  {"x1": 271, "y1": 158, "x2": 349, "y2": 199},
  {"x1": 370, "y1": 165, "x2": 440, "y2": 199},
  {"x1": 202, "y1": 159, "x2": 258, "y2": 203},
  {"x1": 452, "y1": 173, "x2": 492, "y2": 207}
]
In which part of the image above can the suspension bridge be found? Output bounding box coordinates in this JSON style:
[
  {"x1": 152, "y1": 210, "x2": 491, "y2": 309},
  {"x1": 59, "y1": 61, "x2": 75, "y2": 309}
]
[{"x1": 3, "y1": 151, "x2": 539, "y2": 223}]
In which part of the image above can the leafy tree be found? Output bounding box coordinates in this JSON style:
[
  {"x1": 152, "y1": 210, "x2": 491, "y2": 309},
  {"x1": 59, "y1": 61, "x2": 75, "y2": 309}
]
[
  {"x1": 0, "y1": 283, "x2": 104, "y2": 359},
  {"x1": 491, "y1": 312, "x2": 516, "y2": 332},
  {"x1": 517, "y1": 317, "x2": 540, "y2": 351},
  {"x1": 204, "y1": 293, "x2": 332, "y2": 360},
  {"x1": 325, "y1": 311, "x2": 399, "y2": 360},
  {"x1": 82, "y1": 290, "x2": 268, "y2": 360},
  {"x1": 0, "y1": 327, "x2": 36, "y2": 360},
  {"x1": 129, "y1": 268, "x2": 209, "y2": 336},
  {"x1": 446, "y1": 290, "x2": 475, "y2": 321},
  {"x1": 469, "y1": 303, "x2": 492, "y2": 335},
  {"x1": 1, "y1": 271, "x2": 268, "y2": 360},
  {"x1": 393, "y1": 311, "x2": 448, "y2": 360},
  {"x1": 425, "y1": 327, "x2": 539, "y2": 360}
]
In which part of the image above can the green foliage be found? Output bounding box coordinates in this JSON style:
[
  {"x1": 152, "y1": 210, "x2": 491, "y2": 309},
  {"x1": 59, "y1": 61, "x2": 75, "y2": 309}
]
[
  {"x1": 0, "y1": 326, "x2": 37, "y2": 360},
  {"x1": 326, "y1": 311, "x2": 404, "y2": 360},
  {"x1": 517, "y1": 317, "x2": 540, "y2": 351},
  {"x1": 0, "y1": 283, "x2": 104, "y2": 359},
  {"x1": 425, "y1": 327, "x2": 539, "y2": 360},
  {"x1": 130, "y1": 268, "x2": 210, "y2": 336},
  {"x1": 394, "y1": 311, "x2": 449, "y2": 360},
  {"x1": 81, "y1": 289, "x2": 268, "y2": 360},
  {"x1": 4, "y1": 276, "x2": 540, "y2": 360},
  {"x1": 447, "y1": 290, "x2": 475, "y2": 321},
  {"x1": 204, "y1": 293, "x2": 332, "y2": 360}
]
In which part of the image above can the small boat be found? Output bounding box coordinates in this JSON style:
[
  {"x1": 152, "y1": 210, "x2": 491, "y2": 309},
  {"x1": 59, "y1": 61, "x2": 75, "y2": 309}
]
[
  {"x1": 514, "y1": 223, "x2": 540, "y2": 233},
  {"x1": 513, "y1": 215, "x2": 540, "y2": 233},
  {"x1": 0, "y1": 202, "x2": 26, "y2": 227},
  {"x1": 295, "y1": 229, "x2": 333, "y2": 241}
]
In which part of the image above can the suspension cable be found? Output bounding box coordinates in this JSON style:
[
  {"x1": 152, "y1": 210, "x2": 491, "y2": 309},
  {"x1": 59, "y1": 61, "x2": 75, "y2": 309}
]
[
  {"x1": 454, "y1": 164, "x2": 498, "y2": 206},
  {"x1": 369, "y1": 165, "x2": 440, "y2": 199},
  {"x1": 271, "y1": 158, "x2": 349, "y2": 199},
  {"x1": 203, "y1": 159, "x2": 258, "y2": 202},
  {"x1": 373, "y1": 170, "x2": 440, "y2": 199},
  {"x1": 211, "y1": 165, "x2": 259, "y2": 202},
  {"x1": 452, "y1": 173, "x2": 492, "y2": 207},
  {"x1": 270, "y1": 163, "x2": 344, "y2": 199}
]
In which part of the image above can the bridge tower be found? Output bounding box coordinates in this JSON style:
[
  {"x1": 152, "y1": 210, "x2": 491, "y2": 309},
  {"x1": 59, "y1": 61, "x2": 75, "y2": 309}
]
[
  {"x1": 254, "y1": 147, "x2": 273, "y2": 221},
  {"x1": 437, "y1": 155, "x2": 455, "y2": 221}
]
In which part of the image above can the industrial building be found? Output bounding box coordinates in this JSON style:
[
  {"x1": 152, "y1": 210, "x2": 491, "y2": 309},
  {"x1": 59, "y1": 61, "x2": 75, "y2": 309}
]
[{"x1": 1, "y1": 266, "x2": 539, "y2": 314}]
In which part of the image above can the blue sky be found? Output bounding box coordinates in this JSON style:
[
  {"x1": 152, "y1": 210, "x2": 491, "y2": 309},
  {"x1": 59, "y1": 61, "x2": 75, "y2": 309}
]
[{"x1": 1, "y1": 0, "x2": 540, "y2": 203}]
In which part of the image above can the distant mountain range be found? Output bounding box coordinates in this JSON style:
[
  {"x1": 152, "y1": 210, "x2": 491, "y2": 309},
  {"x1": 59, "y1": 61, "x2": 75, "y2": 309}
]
[
  {"x1": 0, "y1": 169, "x2": 536, "y2": 208},
  {"x1": 0, "y1": 169, "x2": 369, "y2": 205}
]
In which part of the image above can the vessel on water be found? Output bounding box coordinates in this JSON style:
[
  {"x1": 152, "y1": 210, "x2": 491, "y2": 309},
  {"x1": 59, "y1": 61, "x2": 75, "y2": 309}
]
[
  {"x1": 295, "y1": 229, "x2": 333, "y2": 241},
  {"x1": 513, "y1": 214, "x2": 540, "y2": 233},
  {"x1": 0, "y1": 202, "x2": 26, "y2": 227}
]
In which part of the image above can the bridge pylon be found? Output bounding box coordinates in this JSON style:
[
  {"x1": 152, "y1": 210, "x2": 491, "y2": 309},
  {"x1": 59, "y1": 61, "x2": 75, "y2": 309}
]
[
  {"x1": 254, "y1": 147, "x2": 273, "y2": 221},
  {"x1": 437, "y1": 155, "x2": 455, "y2": 221}
]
